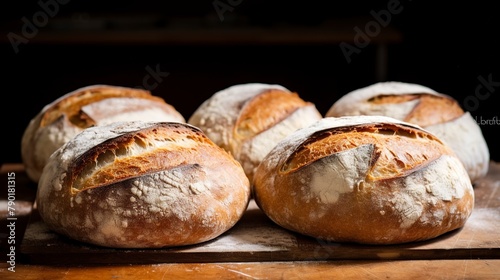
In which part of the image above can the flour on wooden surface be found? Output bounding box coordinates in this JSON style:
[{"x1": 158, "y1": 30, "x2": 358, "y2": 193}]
[{"x1": 183, "y1": 226, "x2": 297, "y2": 252}]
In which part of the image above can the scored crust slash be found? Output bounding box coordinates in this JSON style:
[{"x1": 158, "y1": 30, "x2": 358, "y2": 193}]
[
  {"x1": 326, "y1": 81, "x2": 490, "y2": 183},
  {"x1": 188, "y1": 83, "x2": 322, "y2": 185},
  {"x1": 21, "y1": 84, "x2": 185, "y2": 183},
  {"x1": 23, "y1": 81, "x2": 487, "y2": 250}
]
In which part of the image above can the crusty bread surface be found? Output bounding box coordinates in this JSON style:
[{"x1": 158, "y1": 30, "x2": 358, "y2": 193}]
[
  {"x1": 326, "y1": 81, "x2": 490, "y2": 182},
  {"x1": 36, "y1": 121, "x2": 251, "y2": 248},
  {"x1": 188, "y1": 83, "x2": 322, "y2": 182},
  {"x1": 21, "y1": 84, "x2": 185, "y2": 183},
  {"x1": 253, "y1": 116, "x2": 475, "y2": 245}
]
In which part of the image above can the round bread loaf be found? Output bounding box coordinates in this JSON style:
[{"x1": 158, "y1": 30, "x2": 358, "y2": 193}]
[
  {"x1": 36, "y1": 121, "x2": 251, "y2": 248},
  {"x1": 325, "y1": 81, "x2": 489, "y2": 182},
  {"x1": 188, "y1": 83, "x2": 322, "y2": 182},
  {"x1": 253, "y1": 116, "x2": 474, "y2": 245},
  {"x1": 21, "y1": 84, "x2": 185, "y2": 183}
]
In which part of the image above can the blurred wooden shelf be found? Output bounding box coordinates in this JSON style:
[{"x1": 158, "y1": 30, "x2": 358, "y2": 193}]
[{"x1": 1, "y1": 17, "x2": 402, "y2": 46}]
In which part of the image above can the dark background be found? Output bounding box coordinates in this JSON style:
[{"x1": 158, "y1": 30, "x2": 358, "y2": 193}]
[{"x1": 1, "y1": 0, "x2": 499, "y2": 165}]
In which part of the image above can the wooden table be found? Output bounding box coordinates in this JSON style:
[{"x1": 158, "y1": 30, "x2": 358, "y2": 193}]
[{"x1": 1, "y1": 162, "x2": 499, "y2": 279}]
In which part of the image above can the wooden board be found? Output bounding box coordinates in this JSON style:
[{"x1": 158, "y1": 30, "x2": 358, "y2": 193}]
[{"x1": 18, "y1": 162, "x2": 500, "y2": 265}]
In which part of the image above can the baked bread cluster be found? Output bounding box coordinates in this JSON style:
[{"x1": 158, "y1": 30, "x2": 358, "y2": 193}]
[
  {"x1": 21, "y1": 84, "x2": 185, "y2": 183},
  {"x1": 36, "y1": 121, "x2": 251, "y2": 248},
  {"x1": 188, "y1": 83, "x2": 322, "y2": 182},
  {"x1": 253, "y1": 116, "x2": 475, "y2": 245},
  {"x1": 326, "y1": 81, "x2": 490, "y2": 182},
  {"x1": 25, "y1": 81, "x2": 479, "y2": 248}
]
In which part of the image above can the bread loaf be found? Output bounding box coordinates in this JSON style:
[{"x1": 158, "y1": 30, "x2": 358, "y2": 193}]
[
  {"x1": 325, "y1": 81, "x2": 489, "y2": 182},
  {"x1": 188, "y1": 83, "x2": 322, "y2": 182},
  {"x1": 21, "y1": 84, "x2": 185, "y2": 183},
  {"x1": 36, "y1": 121, "x2": 251, "y2": 248},
  {"x1": 253, "y1": 116, "x2": 474, "y2": 245}
]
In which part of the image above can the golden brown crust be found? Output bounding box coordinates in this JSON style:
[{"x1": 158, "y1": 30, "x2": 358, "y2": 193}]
[
  {"x1": 235, "y1": 89, "x2": 310, "y2": 139},
  {"x1": 21, "y1": 85, "x2": 186, "y2": 183},
  {"x1": 326, "y1": 82, "x2": 489, "y2": 182},
  {"x1": 253, "y1": 116, "x2": 474, "y2": 245},
  {"x1": 369, "y1": 94, "x2": 464, "y2": 126},
  {"x1": 67, "y1": 124, "x2": 213, "y2": 193},
  {"x1": 188, "y1": 83, "x2": 322, "y2": 183},
  {"x1": 40, "y1": 85, "x2": 160, "y2": 128},
  {"x1": 280, "y1": 122, "x2": 450, "y2": 180},
  {"x1": 37, "y1": 121, "x2": 251, "y2": 248}
]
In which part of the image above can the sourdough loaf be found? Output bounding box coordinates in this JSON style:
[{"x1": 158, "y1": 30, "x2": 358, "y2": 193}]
[
  {"x1": 21, "y1": 84, "x2": 185, "y2": 183},
  {"x1": 36, "y1": 121, "x2": 251, "y2": 248},
  {"x1": 188, "y1": 83, "x2": 322, "y2": 182},
  {"x1": 253, "y1": 116, "x2": 474, "y2": 245},
  {"x1": 325, "y1": 81, "x2": 489, "y2": 182}
]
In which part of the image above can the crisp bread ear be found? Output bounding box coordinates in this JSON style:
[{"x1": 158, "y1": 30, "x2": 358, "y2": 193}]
[
  {"x1": 62, "y1": 122, "x2": 209, "y2": 194},
  {"x1": 302, "y1": 143, "x2": 376, "y2": 204},
  {"x1": 21, "y1": 84, "x2": 185, "y2": 184},
  {"x1": 279, "y1": 121, "x2": 446, "y2": 178},
  {"x1": 235, "y1": 89, "x2": 310, "y2": 139},
  {"x1": 188, "y1": 83, "x2": 322, "y2": 182},
  {"x1": 40, "y1": 85, "x2": 155, "y2": 128},
  {"x1": 325, "y1": 81, "x2": 490, "y2": 182}
]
